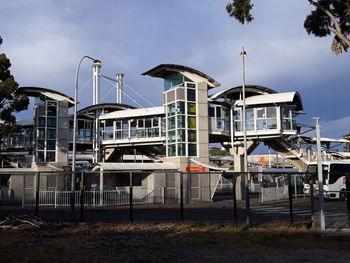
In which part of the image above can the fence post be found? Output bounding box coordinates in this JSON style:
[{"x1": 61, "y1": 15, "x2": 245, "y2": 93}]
[
  {"x1": 71, "y1": 170, "x2": 75, "y2": 211},
  {"x1": 35, "y1": 172, "x2": 40, "y2": 217},
  {"x1": 233, "y1": 173, "x2": 237, "y2": 220},
  {"x1": 309, "y1": 174, "x2": 315, "y2": 228},
  {"x1": 209, "y1": 171, "x2": 211, "y2": 200},
  {"x1": 245, "y1": 172, "x2": 251, "y2": 226},
  {"x1": 54, "y1": 189, "x2": 57, "y2": 208},
  {"x1": 129, "y1": 171, "x2": 133, "y2": 224},
  {"x1": 22, "y1": 175, "x2": 25, "y2": 208},
  {"x1": 288, "y1": 174, "x2": 294, "y2": 224},
  {"x1": 162, "y1": 187, "x2": 165, "y2": 204},
  {"x1": 80, "y1": 171, "x2": 85, "y2": 222},
  {"x1": 180, "y1": 172, "x2": 184, "y2": 222}
]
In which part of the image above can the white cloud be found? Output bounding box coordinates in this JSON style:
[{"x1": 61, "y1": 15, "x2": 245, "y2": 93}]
[{"x1": 320, "y1": 116, "x2": 350, "y2": 139}]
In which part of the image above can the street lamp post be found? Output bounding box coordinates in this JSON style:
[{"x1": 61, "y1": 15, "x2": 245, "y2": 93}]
[
  {"x1": 313, "y1": 117, "x2": 325, "y2": 230},
  {"x1": 71, "y1": 56, "x2": 101, "y2": 208},
  {"x1": 240, "y1": 46, "x2": 250, "y2": 225}
]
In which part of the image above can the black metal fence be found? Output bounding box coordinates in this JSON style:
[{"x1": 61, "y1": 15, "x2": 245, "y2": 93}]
[{"x1": 1, "y1": 170, "x2": 350, "y2": 229}]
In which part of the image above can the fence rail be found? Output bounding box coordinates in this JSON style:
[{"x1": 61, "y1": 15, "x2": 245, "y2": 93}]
[{"x1": 22, "y1": 188, "x2": 164, "y2": 207}]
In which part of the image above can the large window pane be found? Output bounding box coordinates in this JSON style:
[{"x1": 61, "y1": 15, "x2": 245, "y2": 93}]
[
  {"x1": 216, "y1": 107, "x2": 222, "y2": 118},
  {"x1": 37, "y1": 140, "x2": 45, "y2": 150},
  {"x1": 177, "y1": 143, "x2": 186, "y2": 156},
  {"x1": 177, "y1": 116, "x2": 185, "y2": 128},
  {"x1": 167, "y1": 117, "x2": 176, "y2": 130},
  {"x1": 256, "y1": 119, "x2": 266, "y2": 130},
  {"x1": 267, "y1": 119, "x2": 277, "y2": 129},
  {"x1": 177, "y1": 130, "x2": 186, "y2": 142},
  {"x1": 167, "y1": 103, "x2": 176, "y2": 116},
  {"x1": 168, "y1": 131, "x2": 176, "y2": 143},
  {"x1": 47, "y1": 140, "x2": 56, "y2": 150},
  {"x1": 47, "y1": 118, "x2": 56, "y2": 128},
  {"x1": 167, "y1": 144, "x2": 176, "y2": 157},
  {"x1": 145, "y1": 119, "x2": 152, "y2": 128},
  {"x1": 36, "y1": 152, "x2": 44, "y2": 163},
  {"x1": 246, "y1": 108, "x2": 254, "y2": 121},
  {"x1": 234, "y1": 109, "x2": 241, "y2": 120},
  {"x1": 37, "y1": 129, "x2": 45, "y2": 139},
  {"x1": 188, "y1": 130, "x2": 196, "y2": 142},
  {"x1": 176, "y1": 101, "x2": 185, "y2": 114},
  {"x1": 47, "y1": 129, "x2": 56, "y2": 139},
  {"x1": 187, "y1": 89, "x2": 196, "y2": 102},
  {"x1": 46, "y1": 152, "x2": 56, "y2": 162},
  {"x1": 188, "y1": 144, "x2": 197, "y2": 156},
  {"x1": 37, "y1": 117, "x2": 45, "y2": 127},
  {"x1": 187, "y1": 103, "x2": 196, "y2": 115},
  {"x1": 246, "y1": 120, "x2": 254, "y2": 131},
  {"x1": 208, "y1": 107, "x2": 215, "y2": 117},
  {"x1": 188, "y1": 117, "x2": 196, "y2": 129},
  {"x1": 266, "y1": 107, "x2": 276, "y2": 118},
  {"x1": 47, "y1": 106, "x2": 57, "y2": 116},
  {"x1": 256, "y1": 108, "x2": 265, "y2": 118}
]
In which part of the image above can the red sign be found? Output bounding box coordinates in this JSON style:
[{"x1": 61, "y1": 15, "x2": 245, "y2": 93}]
[{"x1": 186, "y1": 166, "x2": 205, "y2": 172}]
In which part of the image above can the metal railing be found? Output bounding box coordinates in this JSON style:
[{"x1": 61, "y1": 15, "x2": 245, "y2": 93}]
[{"x1": 22, "y1": 188, "x2": 164, "y2": 207}]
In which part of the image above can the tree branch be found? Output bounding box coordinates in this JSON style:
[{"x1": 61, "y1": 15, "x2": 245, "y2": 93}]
[{"x1": 308, "y1": 0, "x2": 350, "y2": 47}]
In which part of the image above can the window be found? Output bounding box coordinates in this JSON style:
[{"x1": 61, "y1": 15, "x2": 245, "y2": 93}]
[
  {"x1": 188, "y1": 130, "x2": 196, "y2": 142},
  {"x1": 188, "y1": 144, "x2": 197, "y2": 156},
  {"x1": 187, "y1": 89, "x2": 196, "y2": 102},
  {"x1": 178, "y1": 143, "x2": 186, "y2": 156},
  {"x1": 188, "y1": 117, "x2": 196, "y2": 129},
  {"x1": 282, "y1": 106, "x2": 296, "y2": 130},
  {"x1": 165, "y1": 81, "x2": 198, "y2": 157},
  {"x1": 47, "y1": 118, "x2": 56, "y2": 128},
  {"x1": 187, "y1": 103, "x2": 196, "y2": 115},
  {"x1": 208, "y1": 106, "x2": 215, "y2": 117}
]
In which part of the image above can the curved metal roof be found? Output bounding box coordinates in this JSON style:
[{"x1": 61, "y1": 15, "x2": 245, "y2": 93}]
[
  {"x1": 209, "y1": 85, "x2": 277, "y2": 101},
  {"x1": 17, "y1": 87, "x2": 75, "y2": 107},
  {"x1": 100, "y1": 106, "x2": 164, "y2": 120},
  {"x1": 77, "y1": 103, "x2": 136, "y2": 117},
  {"x1": 234, "y1": 92, "x2": 303, "y2": 111},
  {"x1": 141, "y1": 64, "x2": 220, "y2": 88}
]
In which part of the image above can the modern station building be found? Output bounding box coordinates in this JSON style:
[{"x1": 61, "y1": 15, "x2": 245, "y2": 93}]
[{"x1": 1, "y1": 63, "x2": 347, "y2": 200}]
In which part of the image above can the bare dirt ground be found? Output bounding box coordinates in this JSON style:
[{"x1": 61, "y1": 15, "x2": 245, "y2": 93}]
[{"x1": 1, "y1": 221, "x2": 350, "y2": 263}]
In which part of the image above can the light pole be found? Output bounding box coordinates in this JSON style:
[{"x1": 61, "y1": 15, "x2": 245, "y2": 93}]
[
  {"x1": 313, "y1": 117, "x2": 325, "y2": 230},
  {"x1": 240, "y1": 46, "x2": 250, "y2": 225},
  {"x1": 72, "y1": 56, "x2": 101, "y2": 201}
]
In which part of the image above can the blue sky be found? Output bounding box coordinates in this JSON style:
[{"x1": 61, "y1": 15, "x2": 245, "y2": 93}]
[{"x1": 0, "y1": 0, "x2": 349, "y2": 139}]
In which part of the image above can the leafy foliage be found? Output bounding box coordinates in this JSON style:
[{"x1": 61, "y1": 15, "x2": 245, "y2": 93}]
[
  {"x1": 0, "y1": 36, "x2": 29, "y2": 142},
  {"x1": 226, "y1": 0, "x2": 350, "y2": 54},
  {"x1": 226, "y1": 0, "x2": 254, "y2": 24}
]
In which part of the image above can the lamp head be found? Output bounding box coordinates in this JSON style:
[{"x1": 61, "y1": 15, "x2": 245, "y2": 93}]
[
  {"x1": 93, "y1": 59, "x2": 102, "y2": 64},
  {"x1": 240, "y1": 51, "x2": 247, "y2": 56}
]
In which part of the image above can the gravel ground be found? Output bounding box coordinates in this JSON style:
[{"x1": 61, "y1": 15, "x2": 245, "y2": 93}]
[{"x1": 1, "y1": 222, "x2": 350, "y2": 263}]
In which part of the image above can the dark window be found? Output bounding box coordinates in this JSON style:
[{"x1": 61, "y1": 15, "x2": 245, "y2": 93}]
[
  {"x1": 329, "y1": 164, "x2": 350, "y2": 184},
  {"x1": 187, "y1": 89, "x2": 196, "y2": 102},
  {"x1": 208, "y1": 107, "x2": 215, "y2": 117},
  {"x1": 47, "y1": 106, "x2": 57, "y2": 116}
]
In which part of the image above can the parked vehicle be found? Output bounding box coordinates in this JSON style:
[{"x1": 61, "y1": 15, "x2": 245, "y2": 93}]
[{"x1": 303, "y1": 161, "x2": 350, "y2": 200}]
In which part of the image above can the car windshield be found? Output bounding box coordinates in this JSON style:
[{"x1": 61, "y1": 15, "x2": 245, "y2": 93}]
[{"x1": 306, "y1": 164, "x2": 328, "y2": 183}]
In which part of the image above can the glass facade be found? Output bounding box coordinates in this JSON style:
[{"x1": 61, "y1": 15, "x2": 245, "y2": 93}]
[
  {"x1": 109, "y1": 117, "x2": 161, "y2": 140},
  {"x1": 208, "y1": 105, "x2": 230, "y2": 132},
  {"x1": 165, "y1": 81, "x2": 197, "y2": 157},
  {"x1": 282, "y1": 106, "x2": 297, "y2": 130},
  {"x1": 233, "y1": 106, "x2": 277, "y2": 132},
  {"x1": 34, "y1": 100, "x2": 57, "y2": 163},
  {"x1": 163, "y1": 72, "x2": 191, "y2": 91}
]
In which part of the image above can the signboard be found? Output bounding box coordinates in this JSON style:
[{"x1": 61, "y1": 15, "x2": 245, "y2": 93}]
[{"x1": 185, "y1": 166, "x2": 205, "y2": 172}]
